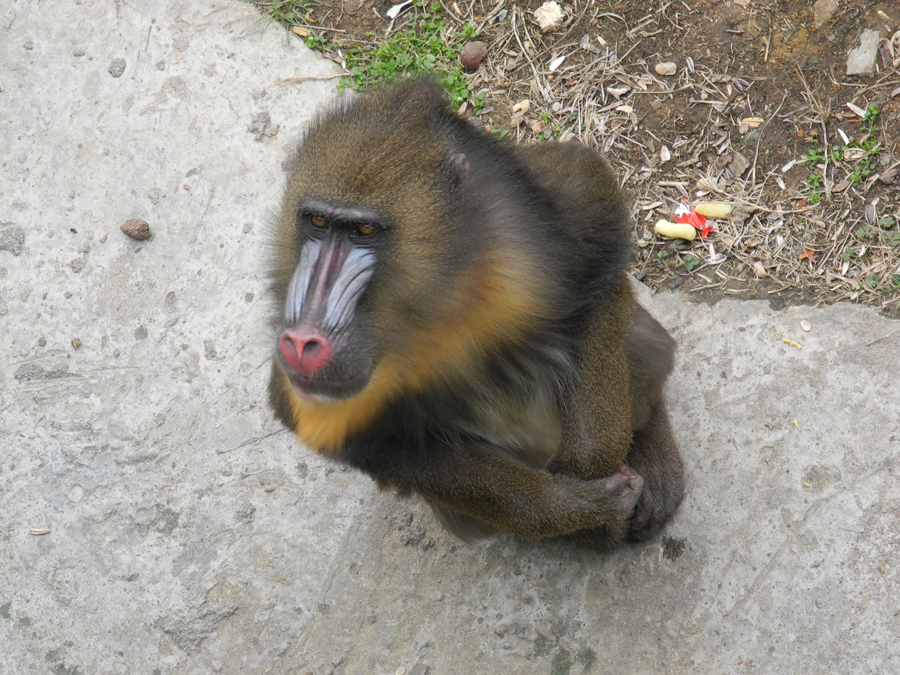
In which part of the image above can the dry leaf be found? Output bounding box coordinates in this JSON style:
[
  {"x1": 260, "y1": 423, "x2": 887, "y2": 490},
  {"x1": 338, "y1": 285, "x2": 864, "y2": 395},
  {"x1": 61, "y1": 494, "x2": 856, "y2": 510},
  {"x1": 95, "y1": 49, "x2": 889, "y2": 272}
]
[
  {"x1": 726, "y1": 151, "x2": 750, "y2": 178},
  {"x1": 579, "y1": 34, "x2": 600, "y2": 53},
  {"x1": 386, "y1": 0, "x2": 413, "y2": 19},
  {"x1": 845, "y1": 101, "x2": 866, "y2": 118},
  {"x1": 833, "y1": 177, "x2": 852, "y2": 193},
  {"x1": 696, "y1": 175, "x2": 722, "y2": 192}
]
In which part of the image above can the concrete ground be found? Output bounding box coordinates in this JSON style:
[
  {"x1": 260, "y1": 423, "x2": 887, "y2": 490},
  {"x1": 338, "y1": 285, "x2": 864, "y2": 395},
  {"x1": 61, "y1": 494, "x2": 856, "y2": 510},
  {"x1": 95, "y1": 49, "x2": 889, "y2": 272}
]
[{"x1": 1, "y1": 1, "x2": 898, "y2": 673}]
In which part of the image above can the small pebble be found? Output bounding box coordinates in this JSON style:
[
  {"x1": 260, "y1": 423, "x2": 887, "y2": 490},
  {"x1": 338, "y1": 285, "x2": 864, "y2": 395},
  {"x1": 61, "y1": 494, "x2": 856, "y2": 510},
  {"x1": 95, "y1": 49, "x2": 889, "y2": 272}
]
[
  {"x1": 459, "y1": 41, "x2": 488, "y2": 70},
  {"x1": 121, "y1": 218, "x2": 151, "y2": 240},
  {"x1": 108, "y1": 57, "x2": 126, "y2": 78},
  {"x1": 655, "y1": 62, "x2": 677, "y2": 76}
]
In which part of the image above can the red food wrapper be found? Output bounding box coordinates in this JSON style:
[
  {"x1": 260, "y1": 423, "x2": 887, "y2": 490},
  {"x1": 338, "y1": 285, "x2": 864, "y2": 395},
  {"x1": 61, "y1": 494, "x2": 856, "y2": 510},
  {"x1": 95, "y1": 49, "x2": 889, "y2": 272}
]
[{"x1": 673, "y1": 199, "x2": 714, "y2": 238}]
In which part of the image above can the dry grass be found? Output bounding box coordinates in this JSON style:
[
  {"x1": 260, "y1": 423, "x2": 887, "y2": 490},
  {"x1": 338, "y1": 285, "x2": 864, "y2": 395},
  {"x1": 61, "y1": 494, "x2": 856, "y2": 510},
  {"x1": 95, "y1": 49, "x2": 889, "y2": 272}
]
[{"x1": 253, "y1": 0, "x2": 900, "y2": 315}]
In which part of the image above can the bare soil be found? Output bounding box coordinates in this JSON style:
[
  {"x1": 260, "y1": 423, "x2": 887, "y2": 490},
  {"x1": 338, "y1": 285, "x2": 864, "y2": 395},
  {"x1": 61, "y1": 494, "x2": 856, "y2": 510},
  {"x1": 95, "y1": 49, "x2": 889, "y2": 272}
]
[{"x1": 260, "y1": 0, "x2": 900, "y2": 316}]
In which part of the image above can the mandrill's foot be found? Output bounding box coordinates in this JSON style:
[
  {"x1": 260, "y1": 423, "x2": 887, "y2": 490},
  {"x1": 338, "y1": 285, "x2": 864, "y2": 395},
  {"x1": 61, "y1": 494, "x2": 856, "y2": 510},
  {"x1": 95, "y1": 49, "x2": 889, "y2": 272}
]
[
  {"x1": 624, "y1": 401, "x2": 684, "y2": 542},
  {"x1": 628, "y1": 465, "x2": 683, "y2": 541}
]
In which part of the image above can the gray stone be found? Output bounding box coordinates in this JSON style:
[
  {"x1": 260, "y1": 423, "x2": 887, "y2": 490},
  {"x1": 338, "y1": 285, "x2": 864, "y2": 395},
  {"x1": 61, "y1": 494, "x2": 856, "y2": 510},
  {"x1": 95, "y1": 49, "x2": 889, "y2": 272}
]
[
  {"x1": 847, "y1": 29, "x2": 881, "y2": 75},
  {"x1": 0, "y1": 225, "x2": 25, "y2": 256}
]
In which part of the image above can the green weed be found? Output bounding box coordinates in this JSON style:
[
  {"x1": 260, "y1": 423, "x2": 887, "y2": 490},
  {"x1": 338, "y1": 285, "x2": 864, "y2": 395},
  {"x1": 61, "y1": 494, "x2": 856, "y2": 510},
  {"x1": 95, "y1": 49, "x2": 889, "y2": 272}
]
[
  {"x1": 806, "y1": 172, "x2": 824, "y2": 203},
  {"x1": 804, "y1": 104, "x2": 882, "y2": 198},
  {"x1": 338, "y1": 1, "x2": 478, "y2": 106}
]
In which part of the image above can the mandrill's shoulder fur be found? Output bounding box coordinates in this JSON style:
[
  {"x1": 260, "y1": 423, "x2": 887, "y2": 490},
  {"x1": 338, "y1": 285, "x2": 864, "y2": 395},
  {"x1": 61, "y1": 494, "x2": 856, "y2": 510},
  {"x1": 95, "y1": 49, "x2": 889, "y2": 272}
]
[{"x1": 268, "y1": 77, "x2": 683, "y2": 548}]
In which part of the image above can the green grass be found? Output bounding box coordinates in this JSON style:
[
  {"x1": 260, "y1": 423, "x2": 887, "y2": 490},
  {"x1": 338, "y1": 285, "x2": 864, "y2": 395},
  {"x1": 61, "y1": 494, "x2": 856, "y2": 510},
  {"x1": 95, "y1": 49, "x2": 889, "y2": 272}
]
[
  {"x1": 804, "y1": 104, "x2": 883, "y2": 203},
  {"x1": 338, "y1": 0, "x2": 478, "y2": 107},
  {"x1": 253, "y1": 0, "x2": 480, "y2": 108}
]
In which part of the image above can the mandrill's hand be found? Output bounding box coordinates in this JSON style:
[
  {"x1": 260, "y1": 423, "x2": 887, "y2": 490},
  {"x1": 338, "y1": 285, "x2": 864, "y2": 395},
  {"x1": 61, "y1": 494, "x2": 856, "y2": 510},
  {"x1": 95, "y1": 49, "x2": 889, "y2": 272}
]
[{"x1": 554, "y1": 463, "x2": 643, "y2": 525}]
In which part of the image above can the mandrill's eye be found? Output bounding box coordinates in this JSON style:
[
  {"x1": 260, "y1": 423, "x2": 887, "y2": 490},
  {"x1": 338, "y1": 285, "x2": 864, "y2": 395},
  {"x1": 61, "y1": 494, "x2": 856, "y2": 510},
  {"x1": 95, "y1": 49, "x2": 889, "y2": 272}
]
[
  {"x1": 356, "y1": 223, "x2": 376, "y2": 236},
  {"x1": 311, "y1": 214, "x2": 328, "y2": 228}
]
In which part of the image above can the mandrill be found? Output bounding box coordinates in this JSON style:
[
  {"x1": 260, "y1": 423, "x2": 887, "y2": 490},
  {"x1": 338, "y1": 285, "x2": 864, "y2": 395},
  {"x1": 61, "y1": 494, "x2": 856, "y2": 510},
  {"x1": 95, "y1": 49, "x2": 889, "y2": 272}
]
[{"x1": 268, "y1": 77, "x2": 683, "y2": 550}]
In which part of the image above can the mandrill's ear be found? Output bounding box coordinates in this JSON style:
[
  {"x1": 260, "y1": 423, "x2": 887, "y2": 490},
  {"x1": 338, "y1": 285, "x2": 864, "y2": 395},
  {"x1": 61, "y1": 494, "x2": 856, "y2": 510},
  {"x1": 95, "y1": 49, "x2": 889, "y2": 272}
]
[{"x1": 448, "y1": 152, "x2": 469, "y2": 180}]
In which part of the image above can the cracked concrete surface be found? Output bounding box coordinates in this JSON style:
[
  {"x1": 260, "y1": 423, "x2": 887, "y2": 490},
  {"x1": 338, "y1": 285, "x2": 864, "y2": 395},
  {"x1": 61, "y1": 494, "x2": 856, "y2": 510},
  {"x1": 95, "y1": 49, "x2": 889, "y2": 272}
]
[{"x1": 1, "y1": 1, "x2": 898, "y2": 673}]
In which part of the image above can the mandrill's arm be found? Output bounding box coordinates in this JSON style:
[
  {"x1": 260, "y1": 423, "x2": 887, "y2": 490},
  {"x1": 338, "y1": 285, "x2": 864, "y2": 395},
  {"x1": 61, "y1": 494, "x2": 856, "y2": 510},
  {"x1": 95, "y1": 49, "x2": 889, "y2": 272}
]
[{"x1": 350, "y1": 440, "x2": 643, "y2": 540}]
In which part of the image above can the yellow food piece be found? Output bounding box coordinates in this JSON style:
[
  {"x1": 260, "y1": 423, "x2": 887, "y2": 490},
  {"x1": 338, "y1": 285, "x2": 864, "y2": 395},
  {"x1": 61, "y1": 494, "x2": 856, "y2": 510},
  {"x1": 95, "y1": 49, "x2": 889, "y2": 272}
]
[
  {"x1": 654, "y1": 219, "x2": 696, "y2": 241},
  {"x1": 695, "y1": 202, "x2": 733, "y2": 219}
]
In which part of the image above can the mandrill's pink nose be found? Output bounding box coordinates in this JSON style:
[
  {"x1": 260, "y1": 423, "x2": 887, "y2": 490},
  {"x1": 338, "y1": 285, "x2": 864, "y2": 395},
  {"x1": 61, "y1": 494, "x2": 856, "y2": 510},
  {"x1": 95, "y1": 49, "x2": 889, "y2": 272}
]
[{"x1": 279, "y1": 329, "x2": 333, "y2": 375}]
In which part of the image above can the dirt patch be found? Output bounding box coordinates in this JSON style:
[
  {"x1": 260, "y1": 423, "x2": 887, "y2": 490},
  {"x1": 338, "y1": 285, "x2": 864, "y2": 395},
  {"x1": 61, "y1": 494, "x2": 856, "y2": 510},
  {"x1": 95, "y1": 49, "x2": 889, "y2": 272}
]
[{"x1": 258, "y1": 0, "x2": 900, "y2": 314}]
